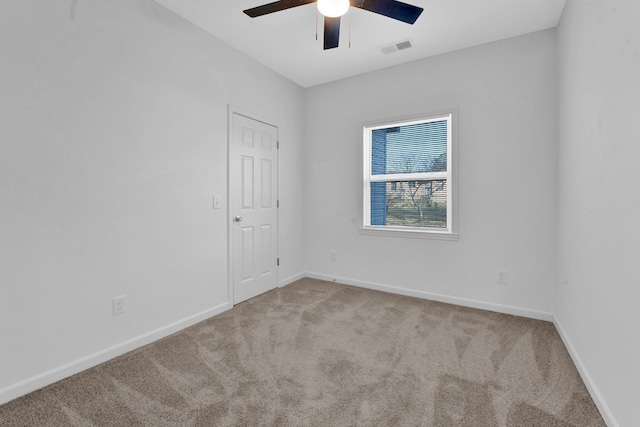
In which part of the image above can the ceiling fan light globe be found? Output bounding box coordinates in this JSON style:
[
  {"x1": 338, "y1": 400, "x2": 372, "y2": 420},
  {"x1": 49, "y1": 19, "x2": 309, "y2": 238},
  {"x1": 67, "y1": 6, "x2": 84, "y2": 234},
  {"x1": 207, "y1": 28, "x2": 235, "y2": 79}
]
[{"x1": 317, "y1": 0, "x2": 350, "y2": 18}]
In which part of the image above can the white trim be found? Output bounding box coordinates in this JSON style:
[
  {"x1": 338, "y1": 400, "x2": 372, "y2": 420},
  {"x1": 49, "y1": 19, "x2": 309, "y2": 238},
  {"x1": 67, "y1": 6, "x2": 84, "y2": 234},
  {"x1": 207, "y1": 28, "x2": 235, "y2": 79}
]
[
  {"x1": 359, "y1": 227, "x2": 459, "y2": 240},
  {"x1": 553, "y1": 315, "x2": 619, "y2": 427},
  {"x1": 279, "y1": 272, "x2": 306, "y2": 287},
  {"x1": 0, "y1": 278, "x2": 618, "y2": 427},
  {"x1": 299, "y1": 273, "x2": 617, "y2": 425},
  {"x1": 227, "y1": 107, "x2": 235, "y2": 307},
  {"x1": 304, "y1": 272, "x2": 553, "y2": 321},
  {"x1": 0, "y1": 302, "x2": 230, "y2": 406},
  {"x1": 365, "y1": 114, "x2": 449, "y2": 130},
  {"x1": 369, "y1": 172, "x2": 448, "y2": 182},
  {"x1": 361, "y1": 109, "x2": 458, "y2": 237}
]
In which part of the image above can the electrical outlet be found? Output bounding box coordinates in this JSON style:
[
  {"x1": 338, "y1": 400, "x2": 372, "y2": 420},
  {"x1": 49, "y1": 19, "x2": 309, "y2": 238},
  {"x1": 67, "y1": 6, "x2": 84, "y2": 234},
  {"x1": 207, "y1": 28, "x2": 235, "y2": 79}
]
[
  {"x1": 497, "y1": 270, "x2": 508, "y2": 284},
  {"x1": 112, "y1": 295, "x2": 126, "y2": 316},
  {"x1": 330, "y1": 250, "x2": 336, "y2": 261}
]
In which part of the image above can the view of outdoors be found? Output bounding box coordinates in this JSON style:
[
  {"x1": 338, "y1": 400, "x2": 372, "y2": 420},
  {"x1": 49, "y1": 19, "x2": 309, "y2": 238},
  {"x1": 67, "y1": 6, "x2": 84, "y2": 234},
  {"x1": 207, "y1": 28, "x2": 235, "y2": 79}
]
[
  {"x1": 384, "y1": 179, "x2": 447, "y2": 228},
  {"x1": 370, "y1": 119, "x2": 449, "y2": 229}
]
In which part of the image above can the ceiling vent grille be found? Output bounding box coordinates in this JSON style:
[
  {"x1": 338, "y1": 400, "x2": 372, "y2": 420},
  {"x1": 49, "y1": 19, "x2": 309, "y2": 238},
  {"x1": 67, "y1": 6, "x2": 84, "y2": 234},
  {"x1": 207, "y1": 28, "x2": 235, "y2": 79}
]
[{"x1": 380, "y1": 40, "x2": 413, "y2": 54}]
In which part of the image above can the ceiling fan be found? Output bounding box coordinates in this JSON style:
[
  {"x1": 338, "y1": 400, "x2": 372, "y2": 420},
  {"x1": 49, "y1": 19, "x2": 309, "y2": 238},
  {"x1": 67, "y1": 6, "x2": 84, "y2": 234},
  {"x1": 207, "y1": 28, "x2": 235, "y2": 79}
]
[{"x1": 243, "y1": 0, "x2": 424, "y2": 50}]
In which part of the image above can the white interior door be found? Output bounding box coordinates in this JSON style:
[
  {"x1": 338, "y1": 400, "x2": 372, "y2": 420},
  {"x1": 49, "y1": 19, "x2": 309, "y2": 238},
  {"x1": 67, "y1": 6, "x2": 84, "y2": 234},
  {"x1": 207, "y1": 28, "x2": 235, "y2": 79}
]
[{"x1": 230, "y1": 112, "x2": 278, "y2": 304}]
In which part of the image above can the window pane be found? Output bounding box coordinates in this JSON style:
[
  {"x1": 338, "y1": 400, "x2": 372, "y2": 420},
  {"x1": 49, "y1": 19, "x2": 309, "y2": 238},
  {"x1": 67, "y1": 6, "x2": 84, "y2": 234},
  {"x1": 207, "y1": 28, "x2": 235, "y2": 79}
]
[
  {"x1": 371, "y1": 180, "x2": 448, "y2": 228},
  {"x1": 371, "y1": 120, "x2": 448, "y2": 175}
]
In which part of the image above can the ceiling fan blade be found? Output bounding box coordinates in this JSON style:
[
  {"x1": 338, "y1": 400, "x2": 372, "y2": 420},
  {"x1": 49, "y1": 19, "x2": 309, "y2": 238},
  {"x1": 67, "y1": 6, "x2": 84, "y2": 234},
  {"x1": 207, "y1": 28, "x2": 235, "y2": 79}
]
[
  {"x1": 243, "y1": 0, "x2": 317, "y2": 18},
  {"x1": 324, "y1": 16, "x2": 341, "y2": 50},
  {"x1": 356, "y1": 0, "x2": 423, "y2": 24}
]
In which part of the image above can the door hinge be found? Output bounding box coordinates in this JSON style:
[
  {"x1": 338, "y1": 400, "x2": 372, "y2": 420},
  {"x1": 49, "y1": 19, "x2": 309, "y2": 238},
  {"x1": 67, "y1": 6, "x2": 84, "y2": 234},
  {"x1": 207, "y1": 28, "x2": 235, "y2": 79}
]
[
  {"x1": 277, "y1": 141, "x2": 280, "y2": 149},
  {"x1": 277, "y1": 258, "x2": 280, "y2": 266},
  {"x1": 277, "y1": 200, "x2": 280, "y2": 208}
]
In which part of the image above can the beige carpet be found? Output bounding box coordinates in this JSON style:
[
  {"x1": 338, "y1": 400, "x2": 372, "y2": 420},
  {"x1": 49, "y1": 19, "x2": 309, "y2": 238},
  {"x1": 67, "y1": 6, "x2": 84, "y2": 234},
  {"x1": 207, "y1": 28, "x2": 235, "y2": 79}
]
[{"x1": 0, "y1": 278, "x2": 605, "y2": 426}]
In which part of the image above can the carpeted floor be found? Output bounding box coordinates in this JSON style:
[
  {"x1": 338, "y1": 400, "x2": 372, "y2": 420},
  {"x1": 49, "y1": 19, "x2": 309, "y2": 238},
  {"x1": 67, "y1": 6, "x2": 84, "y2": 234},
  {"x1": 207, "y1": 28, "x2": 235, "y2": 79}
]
[{"x1": 0, "y1": 278, "x2": 606, "y2": 426}]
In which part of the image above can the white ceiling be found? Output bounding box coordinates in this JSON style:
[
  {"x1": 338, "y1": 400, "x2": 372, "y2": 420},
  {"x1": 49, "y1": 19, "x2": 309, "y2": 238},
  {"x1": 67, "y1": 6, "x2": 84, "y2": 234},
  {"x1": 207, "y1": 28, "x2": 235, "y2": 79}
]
[{"x1": 154, "y1": 0, "x2": 566, "y2": 88}]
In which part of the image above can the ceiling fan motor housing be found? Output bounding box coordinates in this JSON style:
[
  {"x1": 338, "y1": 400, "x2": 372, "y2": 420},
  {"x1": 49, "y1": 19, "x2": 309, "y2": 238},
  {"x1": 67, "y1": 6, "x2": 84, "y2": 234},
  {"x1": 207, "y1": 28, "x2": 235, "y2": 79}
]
[{"x1": 243, "y1": 0, "x2": 424, "y2": 50}]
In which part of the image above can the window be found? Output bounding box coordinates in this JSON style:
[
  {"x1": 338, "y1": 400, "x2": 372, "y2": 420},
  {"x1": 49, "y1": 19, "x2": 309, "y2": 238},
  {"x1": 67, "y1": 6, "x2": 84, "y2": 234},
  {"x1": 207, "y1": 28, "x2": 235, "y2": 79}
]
[{"x1": 361, "y1": 111, "x2": 457, "y2": 239}]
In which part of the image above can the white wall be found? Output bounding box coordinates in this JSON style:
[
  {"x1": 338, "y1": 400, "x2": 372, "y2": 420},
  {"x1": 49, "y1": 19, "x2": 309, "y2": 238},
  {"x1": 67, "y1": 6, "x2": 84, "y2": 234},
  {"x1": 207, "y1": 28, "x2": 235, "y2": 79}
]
[
  {"x1": 5, "y1": 1, "x2": 637, "y2": 424},
  {"x1": 304, "y1": 30, "x2": 558, "y2": 317},
  {"x1": 556, "y1": 1, "x2": 640, "y2": 426},
  {"x1": 0, "y1": 0, "x2": 305, "y2": 403}
]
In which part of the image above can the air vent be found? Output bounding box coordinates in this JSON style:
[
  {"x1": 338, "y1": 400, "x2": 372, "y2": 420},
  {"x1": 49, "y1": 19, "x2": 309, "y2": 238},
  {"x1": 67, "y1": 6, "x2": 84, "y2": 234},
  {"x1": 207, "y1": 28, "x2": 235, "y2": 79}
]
[
  {"x1": 395, "y1": 40, "x2": 412, "y2": 50},
  {"x1": 380, "y1": 39, "x2": 413, "y2": 55}
]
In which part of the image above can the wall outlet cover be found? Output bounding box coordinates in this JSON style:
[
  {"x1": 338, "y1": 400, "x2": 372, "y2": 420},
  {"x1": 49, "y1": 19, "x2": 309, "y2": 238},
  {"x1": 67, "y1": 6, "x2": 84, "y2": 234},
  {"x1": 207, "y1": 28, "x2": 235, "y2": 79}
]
[{"x1": 112, "y1": 295, "x2": 126, "y2": 315}]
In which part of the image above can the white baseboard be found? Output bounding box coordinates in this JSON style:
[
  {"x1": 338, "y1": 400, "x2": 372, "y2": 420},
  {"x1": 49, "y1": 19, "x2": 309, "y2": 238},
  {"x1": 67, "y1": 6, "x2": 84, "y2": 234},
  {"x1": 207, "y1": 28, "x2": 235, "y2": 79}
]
[
  {"x1": 1, "y1": 280, "x2": 617, "y2": 427},
  {"x1": 279, "y1": 272, "x2": 306, "y2": 288},
  {"x1": 0, "y1": 301, "x2": 231, "y2": 406},
  {"x1": 305, "y1": 272, "x2": 554, "y2": 321},
  {"x1": 553, "y1": 315, "x2": 619, "y2": 427},
  {"x1": 304, "y1": 272, "x2": 618, "y2": 425}
]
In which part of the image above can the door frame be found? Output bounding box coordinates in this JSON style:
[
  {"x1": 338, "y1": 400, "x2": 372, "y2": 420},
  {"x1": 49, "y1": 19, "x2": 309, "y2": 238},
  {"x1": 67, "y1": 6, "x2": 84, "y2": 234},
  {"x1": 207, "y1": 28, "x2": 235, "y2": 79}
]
[{"x1": 227, "y1": 105, "x2": 280, "y2": 306}]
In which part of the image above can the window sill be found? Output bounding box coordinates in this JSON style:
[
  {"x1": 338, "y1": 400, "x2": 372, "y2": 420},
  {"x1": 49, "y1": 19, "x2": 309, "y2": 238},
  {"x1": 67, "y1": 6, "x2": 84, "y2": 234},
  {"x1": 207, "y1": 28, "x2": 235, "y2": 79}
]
[{"x1": 358, "y1": 227, "x2": 459, "y2": 241}]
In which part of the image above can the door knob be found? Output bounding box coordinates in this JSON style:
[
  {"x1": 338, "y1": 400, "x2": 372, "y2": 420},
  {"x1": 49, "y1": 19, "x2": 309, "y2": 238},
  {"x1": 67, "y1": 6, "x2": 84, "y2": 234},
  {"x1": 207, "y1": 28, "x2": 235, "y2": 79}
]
[{"x1": 234, "y1": 216, "x2": 243, "y2": 222}]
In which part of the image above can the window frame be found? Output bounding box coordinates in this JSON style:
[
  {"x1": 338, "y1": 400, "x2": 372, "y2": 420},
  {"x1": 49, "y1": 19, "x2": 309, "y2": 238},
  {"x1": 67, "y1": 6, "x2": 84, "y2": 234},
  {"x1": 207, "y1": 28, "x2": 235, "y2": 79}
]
[{"x1": 359, "y1": 110, "x2": 459, "y2": 240}]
